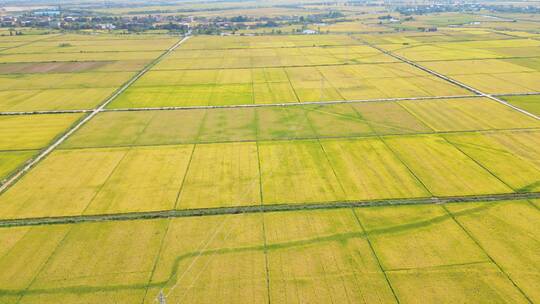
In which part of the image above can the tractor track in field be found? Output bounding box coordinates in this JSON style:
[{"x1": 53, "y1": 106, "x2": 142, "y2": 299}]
[
  {"x1": 0, "y1": 36, "x2": 191, "y2": 194},
  {"x1": 1, "y1": 192, "x2": 538, "y2": 228},
  {"x1": 361, "y1": 40, "x2": 540, "y2": 120}
]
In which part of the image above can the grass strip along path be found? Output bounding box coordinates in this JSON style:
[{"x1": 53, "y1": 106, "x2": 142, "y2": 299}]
[{"x1": 1, "y1": 191, "x2": 538, "y2": 228}]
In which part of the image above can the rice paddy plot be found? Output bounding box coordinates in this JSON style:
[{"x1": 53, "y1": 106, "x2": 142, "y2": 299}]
[
  {"x1": 0, "y1": 87, "x2": 117, "y2": 111},
  {"x1": 264, "y1": 209, "x2": 397, "y2": 303},
  {"x1": 313, "y1": 48, "x2": 391, "y2": 66},
  {"x1": 320, "y1": 63, "x2": 427, "y2": 80},
  {"x1": 256, "y1": 106, "x2": 315, "y2": 140},
  {"x1": 446, "y1": 201, "x2": 540, "y2": 302},
  {"x1": 355, "y1": 204, "x2": 530, "y2": 303},
  {"x1": 0, "y1": 61, "x2": 112, "y2": 74},
  {"x1": 421, "y1": 59, "x2": 536, "y2": 75},
  {"x1": 444, "y1": 133, "x2": 540, "y2": 192},
  {"x1": 504, "y1": 57, "x2": 540, "y2": 72},
  {"x1": 253, "y1": 82, "x2": 298, "y2": 104},
  {"x1": 286, "y1": 63, "x2": 465, "y2": 102},
  {"x1": 388, "y1": 39, "x2": 540, "y2": 61},
  {"x1": 110, "y1": 85, "x2": 214, "y2": 108},
  {"x1": 112, "y1": 70, "x2": 275, "y2": 108},
  {"x1": 0, "y1": 71, "x2": 134, "y2": 90},
  {"x1": 359, "y1": 28, "x2": 511, "y2": 45},
  {"x1": 83, "y1": 145, "x2": 193, "y2": 215},
  {"x1": 0, "y1": 60, "x2": 152, "y2": 74},
  {"x1": 61, "y1": 108, "x2": 255, "y2": 149},
  {"x1": 0, "y1": 113, "x2": 82, "y2": 150},
  {"x1": 385, "y1": 75, "x2": 467, "y2": 97},
  {"x1": 0, "y1": 148, "x2": 127, "y2": 220},
  {"x1": 64, "y1": 99, "x2": 538, "y2": 151},
  {"x1": 399, "y1": 98, "x2": 540, "y2": 131},
  {"x1": 156, "y1": 57, "x2": 224, "y2": 70},
  {"x1": 386, "y1": 43, "x2": 501, "y2": 62},
  {"x1": 387, "y1": 263, "x2": 529, "y2": 303},
  {"x1": 258, "y1": 140, "x2": 345, "y2": 204},
  {"x1": 396, "y1": 49, "x2": 540, "y2": 95},
  {"x1": 210, "y1": 83, "x2": 254, "y2": 105},
  {"x1": 67, "y1": 104, "x2": 377, "y2": 149},
  {"x1": 501, "y1": 95, "x2": 540, "y2": 116},
  {"x1": 0, "y1": 51, "x2": 163, "y2": 63},
  {"x1": 131, "y1": 70, "x2": 220, "y2": 87},
  {"x1": 117, "y1": 70, "x2": 255, "y2": 106},
  {"x1": 321, "y1": 138, "x2": 429, "y2": 201},
  {"x1": 198, "y1": 107, "x2": 256, "y2": 143},
  {"x1": 283, "y1": 67, "x2": 346, "y2": 102},
  {"x1": 0, "y1": 224, "x2": 72, "y2": 304},
  {"x1": 134, "y1": 109, "x2": 206, "y2": 146},
  {"x1": 0, "y1": 40, "x2": 37, "y2": 51},
  {"x1": 45, "y1": 34, "x2": 175, "y2": 41},
  {"x1": 157, "y1": 45, "x2": 396, "y2": 69},
  {"x1": 144, "y1": 214, "x2": 268, "y2": 304},
  {"x1": 3, "y1": 37, "x2": 178, "y2": 54},
  {"x1": 352, "y1": 101, "x2": 432, "y2": 135},
  {"x1": 359, "y1": 32, "x2": 468, "y2": 45},
  {"x1": 355, "y1": 204, "x2": 488, "y2": 269},
  {"x1": 177, "y1": 142, "x2": 260, "y2": 209},
  {"x1": 61, "y1": 111, "x2": 156, "y2": 149},
  {"x1": 180, "y1": 34, "x2": 358, "y2": 50},
  {"x1": 486, "y1": 130, "x2": 540, "y2": 168},
  {"x1": 451, "y1": 73, "x2": 539, "y2": 94},
  {"x1": 0, "y1": 200, "x2": 536, "y2": 303},
  {"x1": 252, "y1": 67, "x2": 291, "y2": 83},
  {"x1": 111, "y1": 62, "x2": 469, "y2": 108},
  {"x1": 0, "y1": 34, "x2": 55, "y2": 43},
  {"x1": 486, "y1": 46, "x2": 540, "y2": 58},
  {"x1": 425, "y1": 31, "x2": 509, "y2": 42},
  {"x1": 217, "y1": 68, "x2": 258, "y2": 84},
  {"x1": 309, "y1": 21, "x2": 392, "y2": 34},
  {"x1": 0, "y1": 151, "x2": 35, "y2": 181},
  {"x1": 304, "y1": 103, "x2": 372, "y2": 137},
  {"x1": 18, "y1": 219, "x2": 168, "y2": 304},
  {"x1": 384, "y1": 134, "x2": 512, "y2": 196}
]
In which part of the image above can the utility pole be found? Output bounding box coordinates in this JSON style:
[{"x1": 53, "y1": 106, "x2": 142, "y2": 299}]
[{"x1": 158, "y1": 291, "x2": 167, "y2": 304}]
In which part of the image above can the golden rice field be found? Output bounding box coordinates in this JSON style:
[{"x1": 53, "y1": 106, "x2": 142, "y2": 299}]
[
  {"x1": 0, "y1": 88, "x2": 117, "y2": 112},
  {"x1": 1, "y1": 37, "x2": 178, "y2": 54},
  {"x1": 381, "y1": 38, "x2": 540, "y2": 61},
  {"x1": 0, "y1": 34, "x2": 175, "y2": 112},
  {"x1": 422, "y1": 59, "x2": 540, "y2": 94},
  {"x1": 2, "y1": 128, "x2": 539, "y2": 219},
  {"x1": 502, "y1": 95, "x2": 540, "y2": 115},
  {"x1": 0, "y1": 151, "x2": 36, "y2": 181},
  {"x1": 0, "y1": 113, "x2": 82, "y2": 150},
  {"x1": 0, "y1": 29, "x2": 539, "y2": 304},
  {"x1": 0, "y1": 202, "x2": 538, "y2": 303}
]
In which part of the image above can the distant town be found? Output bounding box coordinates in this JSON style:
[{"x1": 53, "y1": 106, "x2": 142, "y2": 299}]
[{"x1": 1, "y1": 2, "x2": 538, "y2": 35}]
